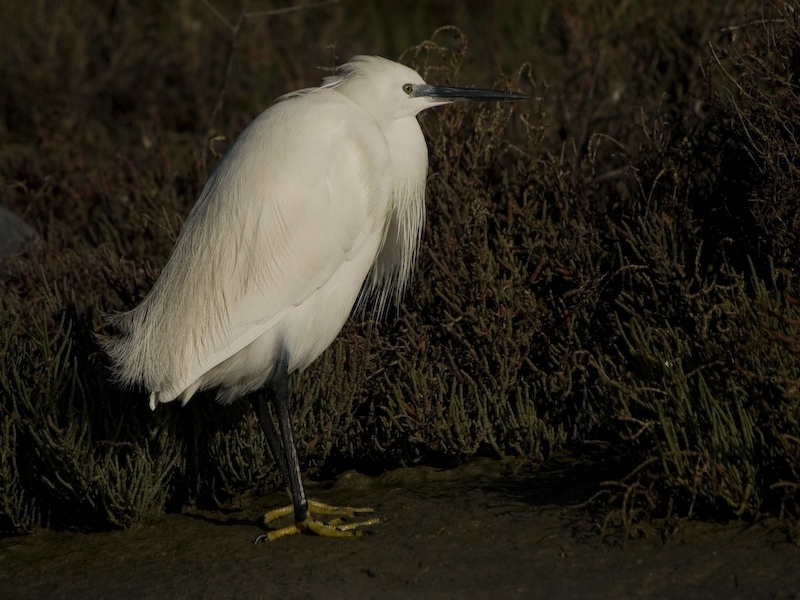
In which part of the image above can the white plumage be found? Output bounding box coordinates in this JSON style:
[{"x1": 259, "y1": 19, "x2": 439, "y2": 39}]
[
  {"x1": 106, "y1": 56, "x2": 429, "y2": 407},
  {"x1": 104, "y1": 55, "x2": 524, "y2": 539}
]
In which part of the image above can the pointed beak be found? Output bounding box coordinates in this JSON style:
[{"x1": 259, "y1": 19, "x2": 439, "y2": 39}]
[{"x1": 412, "y1": 84, "x2": 528, "y2": 102}]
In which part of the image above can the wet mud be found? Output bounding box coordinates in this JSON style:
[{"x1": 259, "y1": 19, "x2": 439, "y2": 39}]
[{"x1": 1, "y1": 457, "x2": 798, "y2": 599}]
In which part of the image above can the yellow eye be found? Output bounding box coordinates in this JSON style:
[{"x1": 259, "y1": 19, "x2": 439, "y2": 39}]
[{"x1": 402, "y1": 83, "x2": 414, "y2": 94}]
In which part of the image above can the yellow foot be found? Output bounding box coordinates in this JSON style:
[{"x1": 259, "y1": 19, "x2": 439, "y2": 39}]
[{"x1": 257, "y1": 499, "x2": 380, "y2": 542}]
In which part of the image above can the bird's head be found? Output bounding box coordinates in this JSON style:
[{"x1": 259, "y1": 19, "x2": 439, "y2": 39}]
[{"x1": 322, "y1": 55, "x2": 527, "y2": 123}]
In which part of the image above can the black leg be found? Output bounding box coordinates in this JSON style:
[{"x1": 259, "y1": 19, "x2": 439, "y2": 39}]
[
  {"x1": 249, "y1": 389, "x2": 290, "y2": 488},
  {"x1": 249, "y1": 350, "x2": 309, "y2": 524}
]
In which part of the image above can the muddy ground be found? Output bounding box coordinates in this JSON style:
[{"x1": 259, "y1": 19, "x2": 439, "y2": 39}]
[{"x1": 1, "y1": 456, "x2": 798, "y2": 600}]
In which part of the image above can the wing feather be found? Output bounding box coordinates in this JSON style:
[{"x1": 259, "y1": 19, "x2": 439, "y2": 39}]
[{"x1": 105, "y1": 90, "x2": 391, "y2": 401}]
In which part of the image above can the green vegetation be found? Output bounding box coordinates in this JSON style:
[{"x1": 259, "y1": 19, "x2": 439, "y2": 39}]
[{"x1": 1, "y1": 0, "x2": 799, "y2": 538}]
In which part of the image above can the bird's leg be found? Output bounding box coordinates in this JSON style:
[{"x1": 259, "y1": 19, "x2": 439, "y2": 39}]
[
  {"x1": 249, "y1": 387, "x2": 293, "y2": 523},
  {"x1": 252, "y1": 350, "x2": 379, "y2": 541},
  {"x1": 270, "y1": 351, "x2": 309, "y2": 523}
]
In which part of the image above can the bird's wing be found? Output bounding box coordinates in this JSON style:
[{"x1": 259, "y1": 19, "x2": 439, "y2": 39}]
[{"x1": 120, "y1": 91, "x2": 391, "y2": 401}]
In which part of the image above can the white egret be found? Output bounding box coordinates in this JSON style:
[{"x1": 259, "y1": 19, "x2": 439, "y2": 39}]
[{"x1": 105, "y1": 55, "x2": 526, "y2": 540}]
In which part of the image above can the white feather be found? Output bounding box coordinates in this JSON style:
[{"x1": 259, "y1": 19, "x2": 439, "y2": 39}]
[{"x1": 104, "y1": 56, "x2": 429, "y2": 407}]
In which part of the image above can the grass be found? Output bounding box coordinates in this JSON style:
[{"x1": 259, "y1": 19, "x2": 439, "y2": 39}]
[{"x1": 1, "y1": 0, "x2": 799, "y2": 538}]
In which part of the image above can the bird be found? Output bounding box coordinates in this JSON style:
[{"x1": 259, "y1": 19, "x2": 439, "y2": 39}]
[{"x1": 104, "y1": 55, "x2": 526, "y2": 540}]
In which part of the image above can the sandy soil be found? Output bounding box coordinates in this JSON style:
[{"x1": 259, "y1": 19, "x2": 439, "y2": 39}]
[{"x1": 1, "y1": 456, "x2": 798, "y2": 600}]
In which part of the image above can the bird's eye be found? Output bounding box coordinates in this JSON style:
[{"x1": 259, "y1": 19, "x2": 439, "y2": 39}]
[{"x1": 402, "y1": 83, "x2": 414, "y2": 95}]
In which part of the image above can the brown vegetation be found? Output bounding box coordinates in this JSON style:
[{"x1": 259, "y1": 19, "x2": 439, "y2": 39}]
[{"x1": 1, "y1": 0, "x2": 798, "y2": 537}]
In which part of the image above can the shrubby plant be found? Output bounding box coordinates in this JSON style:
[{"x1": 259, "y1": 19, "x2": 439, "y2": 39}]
[{"x1": 1, "y1": 0, "x2": 797, "y2": 536}]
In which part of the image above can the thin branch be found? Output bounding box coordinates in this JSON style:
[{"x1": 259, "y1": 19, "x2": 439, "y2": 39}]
[
  {"x1": 245, "y1": 0, "x2": 340, "y2": 19},
  {"x1": 198, "y1": 0, "x2": 236, "y2": 32},
  {"x1": 719, "y1": 18, "x2": 786, "y2": 33}
]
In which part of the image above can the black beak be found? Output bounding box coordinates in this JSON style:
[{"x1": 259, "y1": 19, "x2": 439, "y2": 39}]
[{"x1": 412, "y1": 84, "x2": 528, "y2": 102}]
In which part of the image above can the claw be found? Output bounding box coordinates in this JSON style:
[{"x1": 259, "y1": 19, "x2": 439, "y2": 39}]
[{"x1": 258, "y1": 498, "x2": 380, "y2": 541}]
